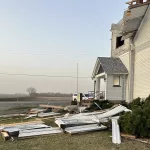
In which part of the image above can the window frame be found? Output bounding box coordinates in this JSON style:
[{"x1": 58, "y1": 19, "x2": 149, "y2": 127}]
[{"x1": 113, "y1": 76, "x2": 121, "y2": 87}]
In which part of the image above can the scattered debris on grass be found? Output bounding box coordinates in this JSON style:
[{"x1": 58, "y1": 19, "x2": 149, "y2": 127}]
[
  {"x1": 112, "y1": 118, "x2": 121, "y2": 144},
  {"x1": 64, "y1": 124, "x2": 107, "y2": 134},
  {"x1": 1, "y1": 123, "x2": 62, "y2": 141},
  {"x1": 2, "y1": 103, "x2": 148, "y2": 146}
]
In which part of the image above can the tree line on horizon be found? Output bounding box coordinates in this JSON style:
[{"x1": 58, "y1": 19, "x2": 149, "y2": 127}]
[{"x1": 27, "y1": 87, "x2": 72, "y2": 97}]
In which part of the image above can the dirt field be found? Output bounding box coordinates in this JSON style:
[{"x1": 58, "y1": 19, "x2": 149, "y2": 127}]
[{"x1": 0, "y1": 97, "x2": 71, "y2": 115}]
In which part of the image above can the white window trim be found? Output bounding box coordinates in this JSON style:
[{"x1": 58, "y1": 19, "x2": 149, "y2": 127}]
[{"x1": 113, "y1": 76, "x2": 121, "y2": 87}]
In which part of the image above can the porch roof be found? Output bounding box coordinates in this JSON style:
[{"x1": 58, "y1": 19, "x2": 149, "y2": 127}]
[{"x1": 92, "y1": 57, "x2": 128, "y2": 78}]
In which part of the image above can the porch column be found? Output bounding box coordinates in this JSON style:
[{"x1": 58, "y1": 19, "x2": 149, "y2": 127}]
[{"x1": 95, "y1": 77, "x2": 100, "y2": 99}]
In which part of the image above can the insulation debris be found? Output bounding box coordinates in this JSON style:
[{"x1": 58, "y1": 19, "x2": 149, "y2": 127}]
[{"x1": 64, "y1": 106, "x2": 87, "y2": 113}]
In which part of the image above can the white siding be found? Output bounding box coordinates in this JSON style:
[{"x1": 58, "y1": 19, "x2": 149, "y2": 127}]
[
  {"x1": 134, "y1": 47, "x2": 150, "y2": 98},
  {"x1": 106, "y1": 75, "x2": 125, "y2": 101},
  {"x1": 119, "y1": 52, "x2": 130, "y2": 70},
  {"x1": 119, "y1": 52, "x2": 129, "y2": 102},
  {"x1": 134, "y1": 5, "x2": 150, "y2": 48},
  {"x1": 133, "y1": 5, "x2": 150, "y2": 99}
]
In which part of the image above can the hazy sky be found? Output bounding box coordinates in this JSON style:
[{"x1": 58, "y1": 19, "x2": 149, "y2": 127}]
[{"x1": 0, "y1": 0, "x2": 127, "y2": 94}]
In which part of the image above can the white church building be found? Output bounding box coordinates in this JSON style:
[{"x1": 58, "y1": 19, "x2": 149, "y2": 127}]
[{"x1": 92, "y1": 0, "x2": 150, "y2": 103}]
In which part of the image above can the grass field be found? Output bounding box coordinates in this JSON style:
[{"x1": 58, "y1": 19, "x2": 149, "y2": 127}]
[
  {"x1": 0, "y1": 104, "x2": 150, "y2": 150},
  {"x1": 0, "y1": 131, "x2": 150, "y2": 150}
]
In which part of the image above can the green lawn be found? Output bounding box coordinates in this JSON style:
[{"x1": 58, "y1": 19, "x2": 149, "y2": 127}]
[{"x1": 0, "y1": 131, "x2": 150, "y2": 150}]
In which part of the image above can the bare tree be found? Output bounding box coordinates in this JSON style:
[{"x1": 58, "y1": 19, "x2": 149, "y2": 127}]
[{"x1": 27, "y1": 87, "x2": 36, "y2": 96}]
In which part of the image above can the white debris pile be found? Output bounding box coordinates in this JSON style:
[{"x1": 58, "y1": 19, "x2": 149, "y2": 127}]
[
  {"x1": 54, "y1": 105, "x2": 131, "y2": 142},
  {"x1": 55, "y1": 105, "x2": 130, "y2": 129},
  {"x1": 0, "y1": 123, "x2": 62, "y2": 140},
  {"x1": 19, "y1": 127, "x2": 62, "y2": 138},
  {"x1": 0, "y1": 104, "x2": 130, "y2": 144}
]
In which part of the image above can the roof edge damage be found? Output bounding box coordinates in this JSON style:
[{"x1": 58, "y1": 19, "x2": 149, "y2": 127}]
[
  {"x1": 126, "y1": 0, "x2": 150, "y2": 9},
  {"x1": 111, "y1": 3, "x2": 149, "y2": 40}
]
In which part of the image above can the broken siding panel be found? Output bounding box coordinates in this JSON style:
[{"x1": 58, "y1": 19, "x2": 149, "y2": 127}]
[
  {"x1": 112, "y1": 38, "x2": 130, "y2": 57},
  {"x1": 134, "y1": 47, "x2": 150, "y2": 98},
  {"x1": 122, "y1": 32, "x2": 135, "y2": 40},
  {"x1": 65, "y1": 124, "x2": 107, "y2": 134},
  {"x1": 111, "y1": 33, "x2": 117, "y2": 57},
  {"x1": 134, "y1": 5, "x2": 150, "y2": 48},
  {"x1": 19, "y1": 128, "x2": 62, "y2": 138},
  {"x1": 122, "y1": 17, "x2": 143, "y2": 33}
]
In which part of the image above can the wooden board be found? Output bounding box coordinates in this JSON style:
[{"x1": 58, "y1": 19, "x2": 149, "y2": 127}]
[
  {"x1": 1, "y1": 132, "x2": 9, "y2": 141},
  {"x1": 39, "y1": 105, "x2": 64, "y2": 109}
]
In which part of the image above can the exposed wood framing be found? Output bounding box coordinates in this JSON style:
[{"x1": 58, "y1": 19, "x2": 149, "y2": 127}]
[{"x1": 126, "y1": 0, "x2": 150, "y2": 7}]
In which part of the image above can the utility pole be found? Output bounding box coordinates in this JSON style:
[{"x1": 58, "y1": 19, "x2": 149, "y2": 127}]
[{"x1": 77, "y1": 62, "x2": 78, "y2": 94}]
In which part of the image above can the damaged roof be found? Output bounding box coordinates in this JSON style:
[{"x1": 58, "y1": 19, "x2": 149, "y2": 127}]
[
  {"x1": 111, "y1": 4, "x2": 149, "y2": 39},
  {"x1": 92, "y1": 57, "x2": 128, "y2": 78}
]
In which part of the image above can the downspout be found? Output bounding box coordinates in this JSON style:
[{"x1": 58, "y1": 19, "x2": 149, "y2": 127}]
[
  {"x1": 129, "y1": 38, "x2": 135, "y2": 103},
  {"x1": 94, "y1": 80, "x2": 96, "y2": 98}
]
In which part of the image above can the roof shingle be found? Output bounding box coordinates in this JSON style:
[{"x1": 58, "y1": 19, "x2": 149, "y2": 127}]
[{"x1": 98, "y1": 57, "x2": 128, "y2": 74}]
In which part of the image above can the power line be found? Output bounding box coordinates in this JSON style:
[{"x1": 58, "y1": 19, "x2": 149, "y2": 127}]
[
  {"x1": 0, "y1": 50, "x2": 95, "y2": 56},
  {"x1": 0, "y1": 72, "x2": 91, "y2": 79}
]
